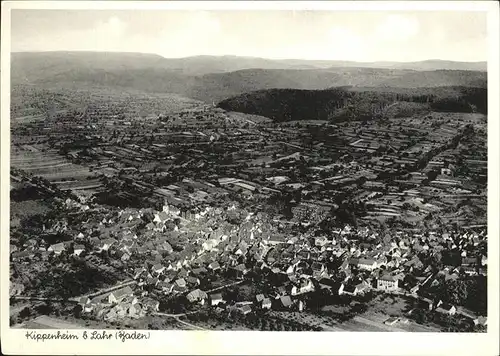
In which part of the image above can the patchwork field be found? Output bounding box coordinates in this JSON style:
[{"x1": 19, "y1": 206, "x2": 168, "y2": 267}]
[{"x1": 11, "y1": 145, "x2": 101, "y2": 192}]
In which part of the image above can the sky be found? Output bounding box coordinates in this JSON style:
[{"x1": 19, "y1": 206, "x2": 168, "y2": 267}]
[{"x1": 11, "y1": 10, "x2": 488, "y2": 62}]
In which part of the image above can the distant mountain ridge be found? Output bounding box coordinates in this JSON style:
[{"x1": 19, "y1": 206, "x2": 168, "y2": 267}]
[
  {"x1": 12, "y1": 51, "x2": 487, "y2": 76},
  {"x1": 11, "y1": 52, "x2": 487, "y2": 104}
]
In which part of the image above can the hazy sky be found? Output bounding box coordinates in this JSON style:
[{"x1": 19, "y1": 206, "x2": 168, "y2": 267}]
[{"x1": 11, "y1": 10, "x2": 488, "y2": 62}]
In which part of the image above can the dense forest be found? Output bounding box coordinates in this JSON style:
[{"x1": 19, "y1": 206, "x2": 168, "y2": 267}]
[{"x1": 217, "y1": 86, "x2": 487, "y2": 123}]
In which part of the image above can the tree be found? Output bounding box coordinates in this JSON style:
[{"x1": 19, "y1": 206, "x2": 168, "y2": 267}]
[
  {"x1": 427, "y1": 170, "x2": 439, "y2": 181},
  {"x1": 445, "y1": 279, "x2": 469, "y2": 306},
  {"x1": 356, "y1": 176, "x2": 367, "y2": 187},
  {"x1": 412, "y1": 308, "x2": 429, "y2": 324},
  {"x1": 73, "y1": 304, "x2": 83, "y2": 318},
  {"x1": 19, "y1": 307, "x2": 32, "y2": 319}
]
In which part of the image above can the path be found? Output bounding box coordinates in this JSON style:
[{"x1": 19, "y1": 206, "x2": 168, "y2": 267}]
[
  {"x1": 154, "y1": 310, "x2": 199, "y2": 318},
  {"x1": 153, "y1": 311, "x2": 207, "y2": 330},
  {"x1": 174, "y1": 317, "x2": 207, "y2": 331}
]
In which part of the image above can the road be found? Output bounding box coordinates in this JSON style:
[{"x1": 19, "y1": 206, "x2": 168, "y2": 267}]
[
  {"x1": 10, "y1": 279, "x2": 137, "y2": 305},
  {"x1": 205, "y1": 280, "x2": 244, "y2": 293},
  {"x1": 10, "y1": 296, "x2": 77, "y2": 304},
  {"x1": 71, "y1": 279, "x2": 136, "y2": 301}
]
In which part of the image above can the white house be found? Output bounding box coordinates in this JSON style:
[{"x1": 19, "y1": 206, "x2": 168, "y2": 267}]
[{"x1": 377, "y1": 275, "x2": 399, "y2": 291}]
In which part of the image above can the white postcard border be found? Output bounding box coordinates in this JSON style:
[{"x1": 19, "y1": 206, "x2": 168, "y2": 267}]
[{"x1": 1, "y1": 2, "x2": 499, "y2": 355}]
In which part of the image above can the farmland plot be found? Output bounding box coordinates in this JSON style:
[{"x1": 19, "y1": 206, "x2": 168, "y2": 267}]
[{"x1": 11, "y1": 145, "x2": 99, "y2": 191}]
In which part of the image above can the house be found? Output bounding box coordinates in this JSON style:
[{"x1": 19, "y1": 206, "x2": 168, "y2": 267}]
[
  {"x1": 209, "y1": 293, "x2": 224, "y2": 306},
  {"x1": 153, "y1": 211, "x2": 169, "y2": 224},
  {"x1": 79, "y1": 296, "x2": 91, "y2": 306},
  {"x1": 436, "y1": 301, "x2": 457, "y2": 316},
  {"x1": 280, "y1": 295, "x2": 293, "y2": 309},
  {"x1": 128, "y1": 303, "x2": 144, "y2": 319},
  {"x1": 481, "y1": 255, "x2": 487, "y2": 266},
  {"x1": 186, "y1": 289, "x2": 208, "y2": 304},
  {"x1": 120, "y1": 252, "x2": 131, "y2": 262},
  {"x1": 357, "y1": 258, "x2": 377, "y2": 271},
  {"x1": 142, "y1": 298, "x2": 160, "y2": 312},
  {"x1": 441, "y1": 168, "x2": 452, "y2": 176},
  {"x1": 256, "y1": 294, "x2": 265, "y2": 303},
  {"x1": 123, "y1": 295, "x2": 139, "y2": 305},
  {"x1": 108, "y1": 286, "x2": 134, "y2": 304},
  {"x1": 384, "y1": 317, "x2": 400, "y2": 326},
  {"x1": 175, "y1": 278, "x2": 187, "y2": 289},
  {"x1": 237, "y1": 304, "x2": 252, "y2": 315},
  {"x1": 47, "y1": 242, "x2": 67, "y2": 255},
  {"x1": 461, "y1": 256, "x2": 477, "y2": 267},
  {"x1": 186, "y1": 276, "x2": 201, "y2": 286},
  {"x1": 100, "y1": 238, "x2": 117, "y2": 251},
  {"x1": 354, "y1": 281, "x2": 370, "y2": 295},
  {"x1": 311, "y1": 262, "x2": 326, "y2": 275},
  {"x1": 460, "y1": 263, "x2": 477, "y2": 275},
  {"x1": 105, "y1": 309, "x2": 118, "y2": 321},
  {"x1": 338, "y1": 283, "x2": 350, "y2": 296},
  {"x1": 473, "y1": 316, "x2": 487, "y2": 327},
  {"x1": 410, "y1": 285, "x2": 420, "y2": 294},
  {"x1": 420, "y1": 297, "x2": 434, "y2": 311},
  {"x1": 318, "y1": 278, "x2": 337, "y2": 292},
  {"x1": 192, "y1": 267, "x2": 208, "y2": 276},
  {"x1": 291, "y1": 279, "x2": 315, "y2": 296},
  {"x1": 159, "y1": 241, "x2": 174, "y2": 254},
  {"x1": 73, "y1": 244, "x2": 85, "y2": 256},
  {"x1": 208, "y1": 261, "x2": 221, "y2": 271},
  {"x1": 152, "y1": 263, "x2": 166, "y2": 275},
  {"x1": 262, "y1": 298, "x2": 272, "y2": 309},
  {"x1": 146, "y1": 276, "x2": 159, "y2": 287},
  {"x1": 134, "y1": 267, "x2": 146, "y2": 280},
  {"x1": 298, "y1": 299, "x2": 306, "y2": 312},
  {"x1": 339, "y1": 281, "x2": 370, "y2": 296},
  {"x1": 377, "y1": 275, "x2": 399, "y2": 291},
  {"x1": 315, "y1": 236, "x2": 328, "y2": 247},
  {"x1": 78, "y1": 297, "x2": 93, "y2": 313}
]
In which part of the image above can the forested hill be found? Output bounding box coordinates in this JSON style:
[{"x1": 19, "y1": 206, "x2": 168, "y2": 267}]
[{"x1": 217, "y1": 86, "x2": 487, "y2": 123}]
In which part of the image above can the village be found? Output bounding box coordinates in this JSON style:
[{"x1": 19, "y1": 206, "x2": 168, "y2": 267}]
[{"x1": 10, "y1": 98, "x2": 488, "y2": 331}]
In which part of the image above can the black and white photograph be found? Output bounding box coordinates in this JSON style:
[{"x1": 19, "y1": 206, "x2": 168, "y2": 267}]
[{"x1": 1, "y1": 1, "x2": 499, "y2": 355}]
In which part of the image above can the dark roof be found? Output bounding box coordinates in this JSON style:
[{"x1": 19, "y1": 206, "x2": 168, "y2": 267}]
[
  {"x1": 318, "y1": 278, "x2": 337, "y2": 288},
  {"x1": 358, "y1": 258, "x2": 376, "y2": 265},
  {"x1": 343, "y1": 284, "x2": 356, "y2": 293}
]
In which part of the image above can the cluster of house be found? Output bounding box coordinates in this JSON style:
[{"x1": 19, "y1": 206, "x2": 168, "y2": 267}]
[
  {"x1": 77, "y1": 285, "x2": 160, "y2": 322},
  {"x1": 10, "y1": 189, "x2": 487, "y2": 326}
]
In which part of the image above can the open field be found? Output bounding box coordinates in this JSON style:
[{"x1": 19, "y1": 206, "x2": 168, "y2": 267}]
[{"x1": 19, "y1": 315, "x2": 85, "y2": 329}]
